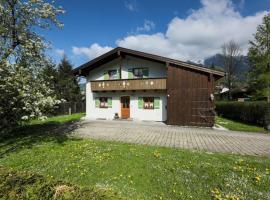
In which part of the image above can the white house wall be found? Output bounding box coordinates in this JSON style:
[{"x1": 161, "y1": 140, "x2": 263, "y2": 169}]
[
  {"x1": 89, "y1": 55, "x2": 167, "y2": 80},
  {"x1": 86, "y1": 90, "x2": 167, "y2": 121},
  {"x1": 85, "y1": 55, "x2": 167, "y2": 121}
]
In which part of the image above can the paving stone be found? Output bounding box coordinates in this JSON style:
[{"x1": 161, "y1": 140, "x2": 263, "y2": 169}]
[{"x1": 74, "y1": 120, "x2": 270, "y2": 156}]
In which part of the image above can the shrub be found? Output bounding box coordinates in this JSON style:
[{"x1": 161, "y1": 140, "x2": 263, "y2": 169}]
[
  {"x1": 0, "y1": 166, "x2": 123, "y2": 200},
  {"x1": 215, "y1": 101, "x2": 270, "y2": 130}
]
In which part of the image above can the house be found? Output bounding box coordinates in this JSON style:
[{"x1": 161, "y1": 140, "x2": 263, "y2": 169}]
[{"x1": 73, "y1": 47, "x2": 224, "y2": 127}]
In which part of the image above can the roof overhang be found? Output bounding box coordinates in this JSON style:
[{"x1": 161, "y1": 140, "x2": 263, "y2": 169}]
[{"x1": 73, "y1": 47, "x2": 225, "y2": 78}]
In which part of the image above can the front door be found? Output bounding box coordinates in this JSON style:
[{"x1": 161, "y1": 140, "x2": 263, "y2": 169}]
[{"x1": 121, "y1": 96, "x2": 130, "y2": 119}]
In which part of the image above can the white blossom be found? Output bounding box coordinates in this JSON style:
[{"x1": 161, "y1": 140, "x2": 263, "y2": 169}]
[{"x1": 21, "y1": 116, "x2": 29, "y2": 120}]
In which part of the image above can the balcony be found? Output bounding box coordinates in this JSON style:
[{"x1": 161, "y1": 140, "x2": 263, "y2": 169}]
[{"x1": 91, "y1": 78, "x2": 166, "y2": 92}]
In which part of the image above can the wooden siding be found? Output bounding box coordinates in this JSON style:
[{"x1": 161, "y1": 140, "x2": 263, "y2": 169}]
[
  {"x1": 91, "y1": 78, "x2": 166, "y2": 91},
  {"x1": 167, "y1": 65, "x2": 215, "y2": 127}
]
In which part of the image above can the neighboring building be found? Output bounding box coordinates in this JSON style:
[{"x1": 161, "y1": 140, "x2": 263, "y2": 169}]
[
  {"x1": 215, "y1": 85, "x2": 252, "y2": 101},
  {"x1": 73, "y1": 47, "x2": 224, "y2": 127}
]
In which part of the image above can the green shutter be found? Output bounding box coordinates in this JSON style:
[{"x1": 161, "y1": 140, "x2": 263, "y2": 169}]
[
  {"x1": 95, "y1": 97, "x2": 100, "y2": 108},
  {"x1": 108, "y1": 97, "x2": 112, "y2": 108},
  {"x1": 104, "y1": 71, "x2": 109, "y2": 80},
  {"x1": 154, "y1": 97, "x2": 160, "y2": 109},
  {"x1": 142, "y1": 68, "x2": 149, "y2": 78},
  {"x1": 138, "y1": 97, "x2": 143, "y2": 109},
  {"x1": 128, "y1": 69, "x2": 133, "y2": 79}
]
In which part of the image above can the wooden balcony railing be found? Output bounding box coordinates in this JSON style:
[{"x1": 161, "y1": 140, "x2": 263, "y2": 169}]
[{"x1": 90, "y1": 78, "x2": 167, "y2": 91}]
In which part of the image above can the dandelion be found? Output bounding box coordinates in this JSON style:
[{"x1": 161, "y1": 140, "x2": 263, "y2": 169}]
[
  {"x1": 153, "y1": 151, "x2": 161, "y2": 158},
  {"x1": 255, "y1": 175, "x2": 262, "y2": 183}
]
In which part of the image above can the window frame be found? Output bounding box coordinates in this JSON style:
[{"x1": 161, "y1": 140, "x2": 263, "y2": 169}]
[
  {"x1": 99, "y1": 97, "x2": 108, "y2": 108},
  {"x1": 108, "y1": 69, "x2": 118, "y2": 80},
  {"x1": 143, "y1": 97, "x2": 154, "y2": 109},
  {"x1": 133, "y1": 68, "x2": 148, "y2": 79}
]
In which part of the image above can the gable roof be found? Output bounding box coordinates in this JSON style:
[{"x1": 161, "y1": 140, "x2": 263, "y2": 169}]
[{"x1": 73, "y1": 47, "x2": 225, "y2": 77}]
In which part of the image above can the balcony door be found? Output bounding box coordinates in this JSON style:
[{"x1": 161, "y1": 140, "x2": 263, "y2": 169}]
[{"x1": 121, "y1": 96, "x2": 130, "y2": 119}]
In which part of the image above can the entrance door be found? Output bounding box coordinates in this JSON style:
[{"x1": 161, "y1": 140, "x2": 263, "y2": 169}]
[{"x1": 121, "y1": 96, "x2": 130, "y2": 119}]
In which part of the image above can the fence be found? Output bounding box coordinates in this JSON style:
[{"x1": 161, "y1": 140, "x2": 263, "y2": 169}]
[{"x1": 53, "y1": 102, "x2": 86, "y2": 116}]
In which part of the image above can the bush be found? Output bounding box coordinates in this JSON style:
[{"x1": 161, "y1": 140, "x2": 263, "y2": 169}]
[
  {"x1": 215, "y1": 101, "x2": 270, "y2": 130},
  {"x1": 0, "y1": 166, "x2": 123, "y2": 200}
]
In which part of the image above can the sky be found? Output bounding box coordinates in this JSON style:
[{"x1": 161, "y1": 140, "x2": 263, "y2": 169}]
[{"x1": 43, "y1": 0, "x2": 270, "y2": 67}]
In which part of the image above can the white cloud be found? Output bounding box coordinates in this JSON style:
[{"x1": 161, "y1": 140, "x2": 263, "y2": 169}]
[
  {"x1": 73, "y1": 0, "x2": 268, "y2": 62},
  {"x1": 55, "y1": 49, "x2": 65, "y2": 57},
  {"x1": 136, "y1": 20, "x2": 155, "y2": 33},
  {"x1": 124, "y1": 0, "x2": 137, "y2": 11},
  {"x1": 72, "y1": 43, "x2": 113, "y2": 59}
]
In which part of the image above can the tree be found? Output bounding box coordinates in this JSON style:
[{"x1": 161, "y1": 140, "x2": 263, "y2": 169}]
[
  {"x1": 0, "y1": 0, "x2": 64, "y2": 131},
  {"x1": 57, "y1": 56, "x2": 82, "y2": 102},
  {"x1": 40, "y1": 62, "x2": 59, "y2": 95},
  {"x1": 0, "y1": 62, "x2": 60, "y2": 130},
  {"x1": 0, "y1": 0, "x2": 64, "y2": 63},
  {"x1": 221, "y1": 40, "x2": 242, "y2": 100},
  {"x1": 248, "y1": 13, "x2": 270, "y2": 102}
]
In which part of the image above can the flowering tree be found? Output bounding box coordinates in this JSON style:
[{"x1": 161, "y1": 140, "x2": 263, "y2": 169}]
[{"x1": 0, "y1": 0, "x2": 64, "y2": 131}]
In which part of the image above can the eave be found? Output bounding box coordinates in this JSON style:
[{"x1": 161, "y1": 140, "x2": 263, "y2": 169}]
[{"x1": 73, "y1": 47, "x2": 225, "y2": 79}]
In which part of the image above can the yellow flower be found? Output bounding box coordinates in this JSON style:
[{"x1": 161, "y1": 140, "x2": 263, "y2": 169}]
[
  {"x1": 231, "y1": 194, "x2": 240, "y2": 200},
  {"x1": 153, "y1": 151, "x2": 161, "y2": 158},
  {"x1": 255, "y1": 175, "x2": 262, "y2": 182}
]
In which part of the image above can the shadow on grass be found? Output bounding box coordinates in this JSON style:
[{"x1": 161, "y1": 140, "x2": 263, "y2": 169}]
[{"x1": 0, "y1": 120, "x2": 83, "y2": 158}]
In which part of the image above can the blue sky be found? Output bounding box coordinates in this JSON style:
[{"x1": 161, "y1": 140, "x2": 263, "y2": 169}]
[{"x1": 43, "y1": 0, "x2": 270, "y2": 67}]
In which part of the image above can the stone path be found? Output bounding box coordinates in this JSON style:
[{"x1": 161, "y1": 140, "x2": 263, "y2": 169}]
[{"x1": 73, "y1": 119, "x2": 270, "y2": 156}]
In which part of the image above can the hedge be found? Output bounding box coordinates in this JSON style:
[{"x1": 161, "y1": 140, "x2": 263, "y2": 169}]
[
  {"x1": 215, "y1": 101, "x2": 270, "y2": 129},
  {"x1": 0, "y1": 166, "x2": 123, "y2": 200}
]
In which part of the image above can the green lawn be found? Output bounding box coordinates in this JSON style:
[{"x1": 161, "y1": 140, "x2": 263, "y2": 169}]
[
  {"x1": 216, "y1": 116, "x2": 269, "y2": 133},
  {"x1": 0, "y1": 114, "x2": 269, "y2": 199},
  {"x1": 29, "y1": 113, "x2": 86, "y2": 125}
]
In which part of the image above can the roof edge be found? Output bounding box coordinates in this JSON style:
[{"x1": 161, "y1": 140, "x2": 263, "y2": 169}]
[{"x1": 73, "y1": 47, "x2": 225, "y2": 77}]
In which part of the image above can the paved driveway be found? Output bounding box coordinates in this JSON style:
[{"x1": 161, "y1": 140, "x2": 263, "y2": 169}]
[{"x1": 73, "y1": 120, "x2": 270, "y2": 156}]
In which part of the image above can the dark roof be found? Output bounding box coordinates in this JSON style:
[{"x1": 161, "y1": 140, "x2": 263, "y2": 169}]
[{"x1": 73, "y1": 47, "x2": 225, "y2": 77}]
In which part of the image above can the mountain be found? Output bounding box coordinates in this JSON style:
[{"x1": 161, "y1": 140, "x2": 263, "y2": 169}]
[{"x1": 204, "y1": 54, "x2": 250, "y2": 81}]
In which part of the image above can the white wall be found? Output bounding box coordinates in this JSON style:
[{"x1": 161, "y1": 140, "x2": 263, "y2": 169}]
[
  {"x1": 85, "y1": 90, "x2": 167, "y2": 121},
  {"x1": 130, "y1": 91, "x2": 167, "y2": 121},
  {"x1": 88, "y1": 55, "x2": 167, "y2": 80}
]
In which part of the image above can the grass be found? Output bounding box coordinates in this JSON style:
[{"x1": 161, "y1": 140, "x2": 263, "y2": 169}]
[
  {"x1": 0, "y1": 166, "x2": 122, "y2": 200},
  {"x1": 0, "y1": 113, "x2": 269, "y2": 199},
  {"x1": 29, "y1": 113, "x2": 85, "y2": 125},
  {"x1": 216, "y1": 116, "x2": 269, "y2": 133}
]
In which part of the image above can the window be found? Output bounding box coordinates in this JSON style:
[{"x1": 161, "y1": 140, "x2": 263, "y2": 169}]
[
  {"x1": 138, "y1": 97, "x2": 160, "y2": 109},
  {"x1": 143, "y1": 97, "x2": 154, "y2": 109},
  {"x1": 132, "y1": 68, "x2": 149, "y2": 78},
  {"x1": 108, "y1": 70, "x2": 118, "y2": 80},
  {"x1": 100, "y1": 97, "x2": 108, "y2": 108},
  {"x1": 104, "y1": 70, "x2": 119, "y2": 80},
  {"x1": 95, "y1": 97, "x2": 112, "y2": 108}
]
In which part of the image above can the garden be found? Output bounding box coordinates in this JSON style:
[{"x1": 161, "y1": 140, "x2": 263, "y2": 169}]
[
  {"x1": 215, "y1": 101, "x2": 270, "y2": 133},
  {"x1": 0, "y1": 114, "x2": 269, "y2": 199}
]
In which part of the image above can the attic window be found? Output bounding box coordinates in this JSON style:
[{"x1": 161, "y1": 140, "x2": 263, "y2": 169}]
[
  {"x1": 133, "y1": 68, "x2": 149, "y2": 78},
  {"x1": 108, "y1": 70, "x2": 118, "y2": 79}
]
